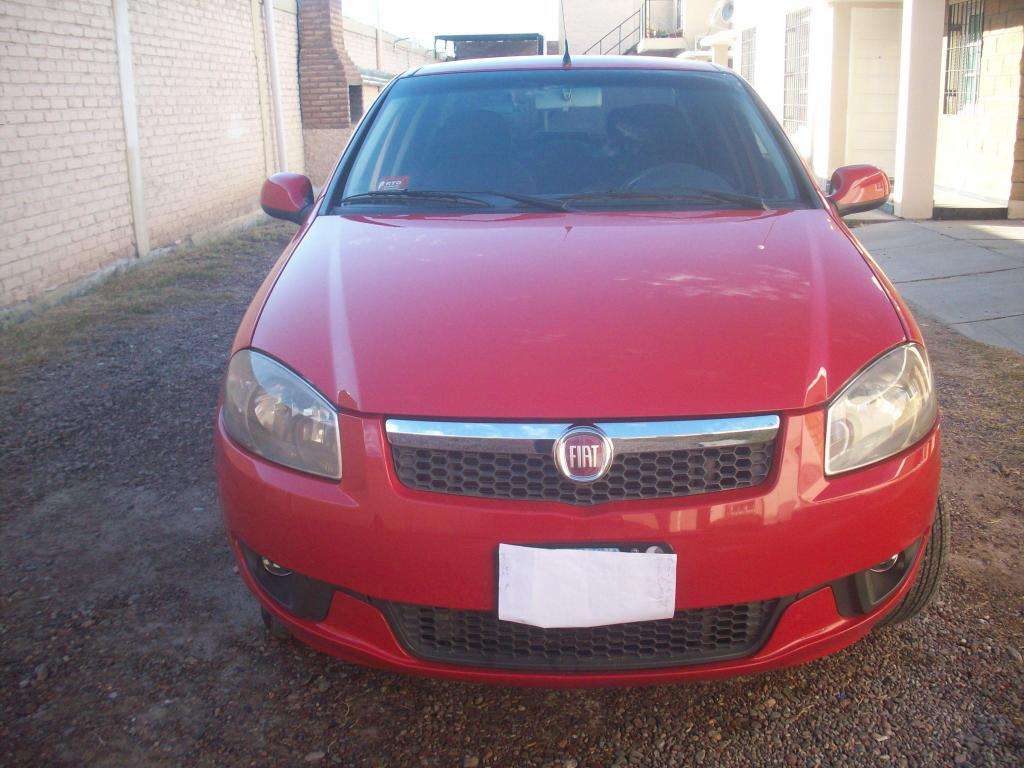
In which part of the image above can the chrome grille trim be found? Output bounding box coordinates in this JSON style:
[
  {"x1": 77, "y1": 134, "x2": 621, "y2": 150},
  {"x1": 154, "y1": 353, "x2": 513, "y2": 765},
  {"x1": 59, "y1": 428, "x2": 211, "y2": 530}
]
[{"x1": 385, "y1": 415, "x2": 780, "y2": 455}]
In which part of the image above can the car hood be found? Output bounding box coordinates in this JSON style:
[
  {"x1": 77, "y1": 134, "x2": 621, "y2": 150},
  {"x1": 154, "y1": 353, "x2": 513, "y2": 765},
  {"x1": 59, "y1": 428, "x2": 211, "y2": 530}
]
[{"x1": 252, "y1": 209, "x2": 905, "y2": 419}]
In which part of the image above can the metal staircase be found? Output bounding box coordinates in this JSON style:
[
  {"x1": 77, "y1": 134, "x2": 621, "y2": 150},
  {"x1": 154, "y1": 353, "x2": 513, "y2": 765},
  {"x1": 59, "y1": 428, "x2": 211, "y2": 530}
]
[
  {"x1": 583, "y1": 1, "x2": 686, "y2": 57},
  {"x1": 583, "y1": 8, "x2": 642, "y2": 55}
]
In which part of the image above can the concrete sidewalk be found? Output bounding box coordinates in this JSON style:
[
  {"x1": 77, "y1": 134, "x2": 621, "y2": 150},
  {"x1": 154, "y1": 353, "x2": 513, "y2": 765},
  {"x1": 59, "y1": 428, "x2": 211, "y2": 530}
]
[{"x1": 854, "y1": 220, "x2": 1024, "y2": 354}]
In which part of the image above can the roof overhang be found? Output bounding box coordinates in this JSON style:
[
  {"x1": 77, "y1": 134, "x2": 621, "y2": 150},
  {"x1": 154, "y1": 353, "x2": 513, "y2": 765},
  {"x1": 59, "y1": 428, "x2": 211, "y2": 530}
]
[
  {"x1": 699, "y1": 29, "x2": 737, "y2": 48},
  {"x1": 358, "y1": 67, "x2": 392, "y2": 87}
]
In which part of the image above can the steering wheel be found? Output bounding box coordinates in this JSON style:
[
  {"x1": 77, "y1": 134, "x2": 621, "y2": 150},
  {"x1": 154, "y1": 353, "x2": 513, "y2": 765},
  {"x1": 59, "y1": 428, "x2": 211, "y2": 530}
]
[{"x1": 622, "y1": 162, "x2": 734, "y2": 193}]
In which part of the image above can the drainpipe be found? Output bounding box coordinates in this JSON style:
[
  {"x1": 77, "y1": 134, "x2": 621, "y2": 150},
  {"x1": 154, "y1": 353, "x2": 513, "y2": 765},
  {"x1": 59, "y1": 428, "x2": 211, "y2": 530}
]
[
  {"x1": 262, "y1": 0, "x2": 288, "y2": 171},
  {"x1": 249, "y1": 0, "x2": 272, "y2": 177},
  {"x1": 111, "y1": 0, "x2": 149, "y2": 257},
  {"x1": 375, "y1": 0, "x2": 384, "y2": 72}
]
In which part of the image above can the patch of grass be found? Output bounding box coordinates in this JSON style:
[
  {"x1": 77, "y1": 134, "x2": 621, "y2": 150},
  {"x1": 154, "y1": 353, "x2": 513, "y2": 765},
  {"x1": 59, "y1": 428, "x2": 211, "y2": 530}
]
[{"x1": 0, "y1": 221, "x2": 292, "y2": 391}]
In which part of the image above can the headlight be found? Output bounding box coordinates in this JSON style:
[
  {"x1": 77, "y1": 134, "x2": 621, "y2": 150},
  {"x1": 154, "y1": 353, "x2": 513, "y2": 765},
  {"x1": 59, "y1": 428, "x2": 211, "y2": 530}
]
[
  {"x1": 825, "y1": 344, "x2": 937, "y2": 475},
  {"x1": 222, "y1": 350, "x2": 341, "y2": 480}
]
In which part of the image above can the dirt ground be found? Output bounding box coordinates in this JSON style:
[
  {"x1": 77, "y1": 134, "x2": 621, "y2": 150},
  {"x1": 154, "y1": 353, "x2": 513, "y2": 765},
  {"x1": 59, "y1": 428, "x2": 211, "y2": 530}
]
[{"x1": 1, "y1": 221, "x2": 1022, "y2": 767}]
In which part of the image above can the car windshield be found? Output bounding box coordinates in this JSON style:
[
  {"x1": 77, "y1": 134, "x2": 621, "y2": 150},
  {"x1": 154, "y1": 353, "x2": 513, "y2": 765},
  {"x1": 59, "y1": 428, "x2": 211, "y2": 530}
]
[{"x1": 336, "y1": 67, "x2": 812, "y2": 211}]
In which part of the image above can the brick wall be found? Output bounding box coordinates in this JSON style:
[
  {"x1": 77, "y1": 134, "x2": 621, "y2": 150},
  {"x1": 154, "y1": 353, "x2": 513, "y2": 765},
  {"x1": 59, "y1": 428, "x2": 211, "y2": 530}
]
[
  {"x1": 0, "y1": 0, "x2": 305, "y2": 313},
  {"x1": 0, "y1": 0, "x2": 135, "y2": 308},
  {"x1": 0, "y1": 0, "x2": 430, "y2": 310},
  {"x1": 129, "y1": 0, "x2": 269, "y2": 246},
  {"x1": 934, "y1": 0, "x2": 1024, "y2": 206},
  {"x1": 298, "y1": 0, "x2": 359, "y2": 184},
  {"x1": 342, "y1": 16, "x2": 436, "y2": 74},
  {"x1": 1010, "y1": 2, "x2": 1024, "y2": 216},
  {"x1": 298, "y1": 1, "x2": 436, "y2": 185}
]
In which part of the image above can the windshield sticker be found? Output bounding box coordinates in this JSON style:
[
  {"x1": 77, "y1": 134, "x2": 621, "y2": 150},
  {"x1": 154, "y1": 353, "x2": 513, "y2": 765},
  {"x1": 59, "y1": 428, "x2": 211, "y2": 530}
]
[{"x1": 377, "y1": 175, "x2": 409, "y2": 192}]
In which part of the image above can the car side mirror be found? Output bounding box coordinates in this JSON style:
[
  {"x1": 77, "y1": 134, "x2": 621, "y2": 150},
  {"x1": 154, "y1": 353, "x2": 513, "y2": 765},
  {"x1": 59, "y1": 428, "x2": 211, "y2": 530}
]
[
  {"x1": 827, "y1": 165, "x2": 891, "y2": 217},
  {"x1": 260, "y1": 173, "x2": 314, "y2": 224}
]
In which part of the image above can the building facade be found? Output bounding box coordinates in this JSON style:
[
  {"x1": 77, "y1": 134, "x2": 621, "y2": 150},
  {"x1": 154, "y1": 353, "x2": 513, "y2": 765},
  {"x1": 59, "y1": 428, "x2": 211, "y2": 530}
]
[
  {"x1": 560, "y1": 0, "x2": 722, "y2": 57},
  {"x1": 562, "y1": 0, "x2": 1023, "y2": 219},
  {"x1": 729, "y1": 0, "x2": 1024, "y2": 218}
]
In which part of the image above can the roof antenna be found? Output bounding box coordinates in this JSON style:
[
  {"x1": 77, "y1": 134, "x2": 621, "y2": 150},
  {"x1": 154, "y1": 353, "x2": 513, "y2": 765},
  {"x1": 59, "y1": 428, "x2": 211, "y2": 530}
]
[{"x1": 560, "y1": 0, "x2": 572, "y2": 66}]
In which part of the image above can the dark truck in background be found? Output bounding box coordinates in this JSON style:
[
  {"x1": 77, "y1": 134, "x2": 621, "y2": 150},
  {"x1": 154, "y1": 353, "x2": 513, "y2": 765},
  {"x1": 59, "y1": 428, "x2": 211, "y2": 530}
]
[{"x1": 434, "y1": 33, "x2": 546, "y2": 61}]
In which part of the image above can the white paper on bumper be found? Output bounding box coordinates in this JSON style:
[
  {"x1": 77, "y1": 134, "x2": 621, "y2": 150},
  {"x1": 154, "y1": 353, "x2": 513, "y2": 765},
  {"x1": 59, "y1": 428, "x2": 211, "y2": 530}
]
[{"x1": 497, "y1": 544, "x2": 677, "y2": 629}]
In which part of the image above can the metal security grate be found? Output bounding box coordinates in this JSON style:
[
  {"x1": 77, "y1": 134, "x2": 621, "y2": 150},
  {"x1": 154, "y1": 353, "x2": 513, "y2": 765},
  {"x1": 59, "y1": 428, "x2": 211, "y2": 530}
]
[
  {"x1": 943, "y1": 0, "x2": 984, "y2": 114},
  {"x1": 783, "y1": 10, "x2": 810, "y2": 132},
  {"x1": 740, "y1": 27, "x2": 756, "y2": 85},
  {"x1": 391, "y1": 441, "x2": 774, "y2": 505},
  {"x1": 382, "y1": 599, "x2": 784, "y2": 671}
]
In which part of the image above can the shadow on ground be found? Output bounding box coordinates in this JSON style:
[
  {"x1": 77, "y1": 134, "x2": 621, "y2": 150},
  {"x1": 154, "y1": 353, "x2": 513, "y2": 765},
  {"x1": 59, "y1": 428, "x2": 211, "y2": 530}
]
[{"x1": 855, "y1": 220, "x2": 1024, "y2": 355}]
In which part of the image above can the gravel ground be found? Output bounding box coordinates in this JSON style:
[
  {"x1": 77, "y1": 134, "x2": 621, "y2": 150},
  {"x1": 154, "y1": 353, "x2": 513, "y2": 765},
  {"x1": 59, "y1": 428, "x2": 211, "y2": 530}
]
[{"x1": 2, "y1": 221, "x2": 1022, "y2": 767}]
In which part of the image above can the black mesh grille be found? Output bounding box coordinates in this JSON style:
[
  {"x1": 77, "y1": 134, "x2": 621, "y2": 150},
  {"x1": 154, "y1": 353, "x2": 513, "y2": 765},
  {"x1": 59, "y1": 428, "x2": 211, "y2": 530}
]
[
  {"x1": 382, "y1": 600, "x2": 784, "y2": 671},
  {"x1": 391, "y1": 441, "x2": 775, "y2": 505}
]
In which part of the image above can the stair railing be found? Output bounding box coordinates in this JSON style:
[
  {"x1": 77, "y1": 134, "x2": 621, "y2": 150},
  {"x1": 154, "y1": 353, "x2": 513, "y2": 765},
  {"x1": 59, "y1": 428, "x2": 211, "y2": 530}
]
[{"x1": 582, "y1": 8, "x2": 641, "y2": 55}]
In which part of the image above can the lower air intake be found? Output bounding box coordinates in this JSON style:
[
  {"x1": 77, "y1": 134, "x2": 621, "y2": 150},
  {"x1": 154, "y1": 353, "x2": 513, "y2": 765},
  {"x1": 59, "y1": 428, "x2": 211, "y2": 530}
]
[{"x1": 381, "y1": 599, "x2": 785, "y2": 672}]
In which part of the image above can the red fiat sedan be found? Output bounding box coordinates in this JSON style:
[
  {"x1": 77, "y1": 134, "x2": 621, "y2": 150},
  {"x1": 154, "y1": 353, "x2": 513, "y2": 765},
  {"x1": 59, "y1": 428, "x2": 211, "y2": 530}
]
[{"x1": 215, "y1": 57, "x2": 943, "y2": 686}]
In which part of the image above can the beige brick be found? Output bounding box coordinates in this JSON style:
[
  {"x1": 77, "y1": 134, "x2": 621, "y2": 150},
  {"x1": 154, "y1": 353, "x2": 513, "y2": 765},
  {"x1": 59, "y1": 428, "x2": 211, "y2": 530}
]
[
  {"x1": 934, "y1": 9, "x2": 1024, "y2": 204},
  {"x1": 0, "y1": 0, "x2": 135, "y2": 310},
  {"x1": 1, "y1": 0, "x2": 429, "y2": 309},
  {"x1": 126, "y1": 0, "x2": 276, "y2": 247}
]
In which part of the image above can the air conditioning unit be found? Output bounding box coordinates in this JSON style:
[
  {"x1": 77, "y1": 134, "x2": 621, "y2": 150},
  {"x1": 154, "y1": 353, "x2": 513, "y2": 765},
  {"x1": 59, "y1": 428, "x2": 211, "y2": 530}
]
[{"x1": 708, "y1": 0, "x2": 735, "y2": 31}]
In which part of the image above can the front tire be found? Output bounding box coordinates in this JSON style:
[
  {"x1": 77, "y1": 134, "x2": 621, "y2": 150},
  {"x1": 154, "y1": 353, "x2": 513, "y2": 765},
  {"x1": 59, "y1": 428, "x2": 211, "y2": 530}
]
[{"x1": 881, "y1": 499, "x2": 949, "y2": 626}]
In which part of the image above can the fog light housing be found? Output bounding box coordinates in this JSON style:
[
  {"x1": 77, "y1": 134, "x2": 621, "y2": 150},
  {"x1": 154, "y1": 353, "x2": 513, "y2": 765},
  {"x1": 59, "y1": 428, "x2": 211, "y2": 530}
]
[
  {"x1": 261, "y1": 557, "x2": 292, "y2": 577},
  {"x1": 831, "y1": 539, "x2": 921, "y2": 617},
  {"x1": 869, "y1": 554, "x2": 900, "y2": 573},
  {"x1": 238, "y1": 541, "x2": 334, "y2": 622}
]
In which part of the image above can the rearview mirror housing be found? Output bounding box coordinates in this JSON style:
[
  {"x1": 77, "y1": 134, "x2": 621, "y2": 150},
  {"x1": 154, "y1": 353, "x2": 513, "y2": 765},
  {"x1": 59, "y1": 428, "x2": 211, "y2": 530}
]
[
  {"x1": 261, "y1": 173, "x2": 314, "y2": 224},
  {"x1": 827, "y1": 165, "x2": 891, "y2": 217}
]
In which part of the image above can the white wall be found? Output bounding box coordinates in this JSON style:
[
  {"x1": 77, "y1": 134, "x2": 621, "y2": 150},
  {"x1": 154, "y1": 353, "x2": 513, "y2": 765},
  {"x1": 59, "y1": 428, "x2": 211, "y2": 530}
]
[
  {"x1": 684, "y1": 0, "x2": 719, "y2": 38},
  {"x1": 732, "y1": 1, "x2": 786, "y2": 115},
  {"x1": 808, "y1": 3, "x2": 837, "y2": 179},
  {"x1": 732, "y1": 0, "x2": 873, "y2": 180},
  {"x1": 845, "y1": 6, "x2": 902, "y2": 176},
  {"x1": 560, "y1": 0, "x2": 637, "y2": 54}
]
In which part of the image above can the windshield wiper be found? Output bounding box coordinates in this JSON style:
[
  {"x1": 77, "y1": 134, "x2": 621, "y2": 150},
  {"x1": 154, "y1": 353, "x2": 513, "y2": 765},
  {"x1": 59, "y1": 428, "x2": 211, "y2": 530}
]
[
  {"x1": 342, "y1": 189, "x2": 571, "y2": 212},
  {"x1": 471, "y1": 190, "x2": 572, "y2": 212},
  {"x1": 339, "y1": 190, "x2": 493, "y2": 208},
  {"x1": 678, "y1": 189, "x2": 769, "y2": 210},
  {"x1": 562, "y1": 189, "x2": 769, "y2": 210}
]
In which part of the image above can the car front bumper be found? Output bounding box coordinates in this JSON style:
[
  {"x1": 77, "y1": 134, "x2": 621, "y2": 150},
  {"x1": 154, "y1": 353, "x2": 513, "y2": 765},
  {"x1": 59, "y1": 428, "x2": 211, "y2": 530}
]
[{"x1": 215, "y1": 409, "x2": 940, "y2": 686}]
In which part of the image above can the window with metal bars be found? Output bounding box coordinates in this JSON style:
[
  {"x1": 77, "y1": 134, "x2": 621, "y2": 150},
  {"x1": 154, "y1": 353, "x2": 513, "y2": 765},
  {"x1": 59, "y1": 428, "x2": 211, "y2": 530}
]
[
  {"x1": 943, "y1": 0, "x2": 984, "y2": 114},
  {"x1": 741, "y1": 28, "x2": 756, "y2": 85},
  {"x1": 783, "y1": 10, "x2": 810, "y2": 133}
]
